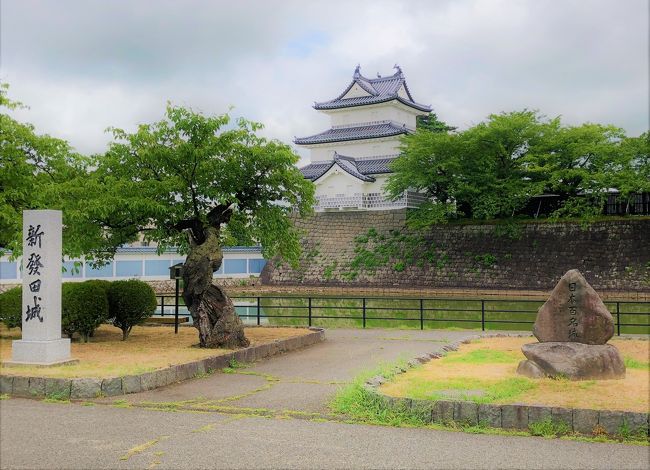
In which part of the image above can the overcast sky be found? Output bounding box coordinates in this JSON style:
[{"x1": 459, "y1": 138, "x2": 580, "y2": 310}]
[{"x1": 1, "y1": 0, "x2": 648, "y2": 163}]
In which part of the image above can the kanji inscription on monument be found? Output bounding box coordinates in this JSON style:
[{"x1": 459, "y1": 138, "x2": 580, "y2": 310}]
[{"x1": 10, "y1": 210, "x2": 74, "y2": 365}]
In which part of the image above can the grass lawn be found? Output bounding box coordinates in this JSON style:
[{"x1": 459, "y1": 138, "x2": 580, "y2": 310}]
[
  {"x1": 0, "y1": 324, "x2": 310, "y2": 379},
  {"x1": 379, "y1": 336, "x2": 649, "y2": 413}
]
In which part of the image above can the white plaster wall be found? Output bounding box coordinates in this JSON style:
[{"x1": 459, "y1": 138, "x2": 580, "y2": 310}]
[
  {"x1": 341, "y1": 83, "x2": 373, "y2": 99},
  {"x1": 397, "y1": 85, "x2": 410, "y2": 100},
  {"x1": 314, "y1": 166, "x2": 388, "y2": 199},
  {"x1": 315, "y1": 167, "x2": 365, "y2": 197},
  {"x1": 367, "y1": 174, "x2": 390, "y2": 194},
  {"x1": 327, "y1": 103, "x2": 419, "y2": 128},
  {"x1": 309, "y1": 138, "x2": 401, "y2": 161}
]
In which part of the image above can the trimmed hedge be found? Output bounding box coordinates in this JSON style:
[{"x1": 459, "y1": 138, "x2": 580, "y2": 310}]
[
  {"x1": 0, "y1": 287, "x2": 22, "y2": 329},
  {"x1": 108, "y1": 280, "x2": 157, "y2": 340},
  {"x1": 2, "y1": 279, "x2": 157, "y2": 341},
  {"x1": 62, "y1": 281, "x2": 110, "y2": 342}
]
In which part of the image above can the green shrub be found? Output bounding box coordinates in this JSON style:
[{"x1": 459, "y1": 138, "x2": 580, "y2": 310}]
[
  {"x1": 108, "y1": 280, "x2": 157, "y2": 340},
  {"x1": 0, "y1": 287, "x2": 22, "y2": 329},
  {"x1": 82, "y1": 280, "x2": 112, "y2": 329},
  {"x1": 62, "y1": 281, "x2": 110, "y2": 342}
]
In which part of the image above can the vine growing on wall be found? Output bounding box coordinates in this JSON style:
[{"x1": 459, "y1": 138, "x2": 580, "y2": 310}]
[{"x1": 339, "y1": 227, "x2": 448, "y2": 281}]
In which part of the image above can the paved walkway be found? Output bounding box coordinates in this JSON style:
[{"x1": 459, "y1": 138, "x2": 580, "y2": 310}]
[
  {"x1": 118, "y1": 328, "x2": 476, "y2": 414},
  {"x1": 1, "y1": 329, "x2": 648, "y2": 469}
]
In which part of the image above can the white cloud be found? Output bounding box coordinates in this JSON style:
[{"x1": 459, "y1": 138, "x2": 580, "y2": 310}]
[{"x1": 1, "y1": 0, "x2": 647, "y2": 157}]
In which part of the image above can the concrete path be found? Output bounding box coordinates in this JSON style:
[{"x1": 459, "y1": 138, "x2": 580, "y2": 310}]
[
  {"x1": 1, "y1": 329, "x2": 648, "y2": 469},
  {"x1": 120, "y1": 328, "x2": 476, "y2": 414}
]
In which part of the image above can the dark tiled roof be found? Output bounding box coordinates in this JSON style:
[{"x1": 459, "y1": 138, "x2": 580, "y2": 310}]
[
  {"x1": 300, "y1": 153, "x2": 397, "y2": 181},
  {"x1": 314, "y1": 66, "x2": 431, "y2": 112},
  {"x1": 334, "y1": 154, "x2": 375, "y2": 182},
  {"x1": 355, "y1": 157, "x2": 395, "y2": 175},
  {"x1": 294, "y1": 121, "x2": 410, "y2": 145}
]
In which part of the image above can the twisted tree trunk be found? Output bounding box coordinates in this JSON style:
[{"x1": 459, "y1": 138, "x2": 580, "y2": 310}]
[{"x1": 182, "y1": 226, "x2": 249, "y2": 349}]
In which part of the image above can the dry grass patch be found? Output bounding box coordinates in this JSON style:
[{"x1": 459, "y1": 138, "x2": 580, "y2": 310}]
[
  {"x1": 380, "y1": 336, "x2": 649, "y2": 413},
  {"x1": 0, "y1": 324, "x2": 310, "y2": 378}
]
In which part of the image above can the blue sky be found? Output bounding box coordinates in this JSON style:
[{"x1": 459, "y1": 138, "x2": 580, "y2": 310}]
[{"x1": 1, "y1": 0, "x2": 647, "y2": 162}]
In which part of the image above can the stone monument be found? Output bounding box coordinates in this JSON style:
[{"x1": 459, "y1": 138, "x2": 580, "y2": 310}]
[
  {"x1": 9, "y1": 210, "x2": 75, "y2": 366},
  {"x1": 517, "y1": 269, "x2": 625, "y2": 380}
]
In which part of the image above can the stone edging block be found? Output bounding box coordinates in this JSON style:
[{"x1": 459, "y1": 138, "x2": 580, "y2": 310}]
[
  {"x1": 363, "y1": 333, "x2": 650, "y2": 437},
  {"x1": 2, "y1": 327, "x2": 324, "y2": 400}
]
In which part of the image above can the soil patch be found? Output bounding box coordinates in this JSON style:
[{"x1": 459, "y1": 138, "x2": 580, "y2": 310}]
[
  {"x1": 0, "y1": 324, "x2": 310, "y2": 378},
  {"x1": 380, "y1": 336, "x2": 649, "y2": 412}
]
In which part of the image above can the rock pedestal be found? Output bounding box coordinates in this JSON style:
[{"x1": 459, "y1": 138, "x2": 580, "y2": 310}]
[
  {"x1": 517, "y1": 343, "x2": 625, "y2": 380},
  {"x1": 517, "y1": 269, "x2": 625, "y2": 381}
]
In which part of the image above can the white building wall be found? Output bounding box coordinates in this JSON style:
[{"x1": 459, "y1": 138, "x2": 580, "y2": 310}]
[
  {"x1": 314, "y1": 167, "x2": 381, "y2": 198},
  {"x1": 309, "y1": 138, "x2": 400, "y2": 162},
  {"x1": 326, "y1": 103, "x2": 418, "y2": 128},
  {"x1": 341, "y1": 83, "x2": 373, "y2": 99}
]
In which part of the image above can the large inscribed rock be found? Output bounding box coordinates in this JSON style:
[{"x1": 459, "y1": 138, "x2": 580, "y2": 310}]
[
  {"x1": 533, "y1": 269, "x2": 614, "y2": 345},
  {"x1": 517, "y1": 269, "x2": 624, "y2": 381}
]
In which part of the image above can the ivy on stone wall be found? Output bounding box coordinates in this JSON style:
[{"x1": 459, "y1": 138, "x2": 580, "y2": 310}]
[{"x1": 340, "y1": 227, "x2": 449, "y2": 280}]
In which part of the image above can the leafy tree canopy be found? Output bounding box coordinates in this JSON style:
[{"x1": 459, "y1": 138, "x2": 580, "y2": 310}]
[
  {"x1": 67, "y1": 104, "x2": 314, "y2": 265},
  {"x1": 416, "y1": 112, "x2": 456, "y2": 133},
  {"x1": 389, "y1": 109, "x2": 649, "y2": 227},
  {"x1": 0, "y1": 83, "x2": 88, "y2": 256}
]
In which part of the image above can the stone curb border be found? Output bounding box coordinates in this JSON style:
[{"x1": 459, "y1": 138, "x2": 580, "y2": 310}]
[
  {"x1": 364, "y1": 334, "x2": 650, "y2": 437},
  {"x1": 0, "y1": 327, "x2": 325, "y2": 400}
]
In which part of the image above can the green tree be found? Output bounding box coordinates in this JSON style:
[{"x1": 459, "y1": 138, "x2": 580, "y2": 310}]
[
  {"x1": 416, "y1": 112, "x2": 456, "y2": 133},
  {"x1": 386, "y1": 130, "x2": 462, "y2": 226},
  {"x1": 71, "y1": 104, "x2": 314, "y2": 348},
  {"x1": 0, "y1": 84, "x2": 87, "y2": 255},
  {"x1": 528, "y1": 123, "x2": 647, "y2": 218},
  {"x1": 457, "y1": 110, "x2": 547, "y2": 219},
  {"x1": 391, "y1": 110, "x2": 548, "y2": 226}
]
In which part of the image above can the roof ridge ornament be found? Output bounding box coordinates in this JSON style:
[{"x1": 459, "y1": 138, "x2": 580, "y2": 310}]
[
  {"x1": 393, "y1": 64, "x2": 403, "y2": 77},
  {"x1": 353, "y1": 64, "x2": 361, "y2": 79}
]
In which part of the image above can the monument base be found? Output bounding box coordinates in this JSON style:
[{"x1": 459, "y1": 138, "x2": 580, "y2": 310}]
[
  {"x1": 9, "y1": 338, "x2": 75, "y2": 366},
  {"x1": 517, "y1": 342, "x2": 626, "y2": 380}
]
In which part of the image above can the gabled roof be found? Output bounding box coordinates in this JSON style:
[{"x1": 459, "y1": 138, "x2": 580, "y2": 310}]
[
  {"x1": 300, "y1": 153, "x2": 397, "y2": 182},
  {"x1": 294, "y1": 120, "x2": 411, "y2": 146},
  {"x1": 333, "y1": 154, "x2": 375, "y2": 182},
  {"x1": 314, "y1": 65, "x2": 432, "y2": 112}
]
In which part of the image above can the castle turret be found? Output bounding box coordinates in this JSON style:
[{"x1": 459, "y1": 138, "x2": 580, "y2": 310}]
[{"x1": 297, "y1": 65, "x2": 431, "y2": 211}]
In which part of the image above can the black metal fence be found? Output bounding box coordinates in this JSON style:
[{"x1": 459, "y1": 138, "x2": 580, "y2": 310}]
[{"x1": 156, "y1": 295, "x2": 650, "y2": 335}]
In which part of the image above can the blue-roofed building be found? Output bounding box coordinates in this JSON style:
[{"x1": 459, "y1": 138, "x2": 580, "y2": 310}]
[{"x1": 296, "y1": 65, "x2": 431, "y2": 211}]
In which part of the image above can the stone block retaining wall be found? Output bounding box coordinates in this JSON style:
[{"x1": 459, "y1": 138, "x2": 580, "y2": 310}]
[
  {"x1": 364, "y1": 335, "x2": 649, "y2": 437},
  {"x1": 261, "y1": 212, "x2": 650, "y2": 292},
  {"x1": 0, "y1": 328, "x2": 324, "y2": 399}
]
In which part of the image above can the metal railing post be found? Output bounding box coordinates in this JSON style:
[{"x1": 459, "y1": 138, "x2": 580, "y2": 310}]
[
  {"x1": 362, "y1": 298, "x2": 366, "y2": 328},
  {"x1": 174, "y1": 279, "x2": 180, "y2": 334},
  {"x1": 308, "y1": 297, "x2": 312, "y2": 327},
  {"x1": 419, "y1": 299, "x2": 424, "y2": 330},
  {"x1": 256, "y1": 297, "x2": 261, "y2": 326},
  {"x1": 616, "y1": 302, "x2": 620, "y2": 336},
  {"x1": 160, "y1": 296, "x2": 165, "y2": 317},
  {"x1": 481, "y1": 300, "x2": 485, "y2": 331}
]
